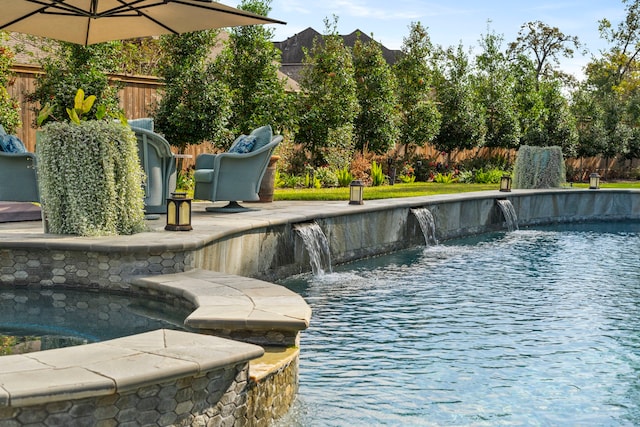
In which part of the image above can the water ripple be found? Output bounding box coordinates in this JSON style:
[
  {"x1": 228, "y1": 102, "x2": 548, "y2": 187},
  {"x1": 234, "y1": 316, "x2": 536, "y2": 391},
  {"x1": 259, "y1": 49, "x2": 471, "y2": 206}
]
[{"x1": 279, "y1": 222, "x2": 640, "y2": 426}]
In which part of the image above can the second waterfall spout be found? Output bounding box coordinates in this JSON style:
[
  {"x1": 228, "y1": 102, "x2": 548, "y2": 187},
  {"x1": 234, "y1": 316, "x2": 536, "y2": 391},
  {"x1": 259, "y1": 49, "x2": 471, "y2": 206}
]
[
  {"x1": 293, "y1": 222, "x2": 332, "y2": 275},
  {"x1": 411, "y1": 208, "x2": 438, "y2": 245},
  {"x1": 496, "y1": 199, "x2": 519, "y2": 232}
]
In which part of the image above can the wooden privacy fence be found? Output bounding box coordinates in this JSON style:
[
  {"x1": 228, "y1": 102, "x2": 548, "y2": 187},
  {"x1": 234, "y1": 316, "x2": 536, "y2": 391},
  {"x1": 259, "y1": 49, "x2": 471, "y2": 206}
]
[
  {"x1": 7, "y1": 65, "x2": 211, "y2": 169},
  {"x1": 7, "y1": 65, "x2": 640, "y2": 178}
]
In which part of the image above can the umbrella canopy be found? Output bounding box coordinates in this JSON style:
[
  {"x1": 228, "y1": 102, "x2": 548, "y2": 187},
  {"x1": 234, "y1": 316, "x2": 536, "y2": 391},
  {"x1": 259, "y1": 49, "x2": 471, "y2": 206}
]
[{"x1": 0, "y1": 0, "x2": 285, "y2": 45}]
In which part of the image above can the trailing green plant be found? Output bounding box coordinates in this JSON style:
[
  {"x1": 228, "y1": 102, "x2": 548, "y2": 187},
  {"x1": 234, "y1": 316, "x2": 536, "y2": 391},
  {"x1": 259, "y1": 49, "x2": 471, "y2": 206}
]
[
  {"x1": 370, "y1": 160, "x2": 385, "y2": 186},
  {"x1": 38, "y1": 120, "x2": 146, "y2": 236},
  {"x1": 336, "y1": 167, "x2": 353, "y2": 187},
  {"x1": 512, "y1": 145, "x2": 565, "y2": 188}
]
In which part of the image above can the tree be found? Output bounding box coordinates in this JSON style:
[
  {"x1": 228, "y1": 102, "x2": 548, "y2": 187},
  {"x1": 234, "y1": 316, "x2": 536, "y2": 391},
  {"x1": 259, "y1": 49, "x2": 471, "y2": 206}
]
[
  {"x1": 296, "y1": 16, "x2": 360, "y2": 168},
  {"x1": 215, "y1": 0, "x2": 294, "y2": 140},
  {"x1": 576, "y1": 0, "x2": 640, "y2": 168},
  {"x1": 474, "y1": 26, "x2": 521, "y2": 150},
  {"x1": 352, "y1": 34, "x2": 399, "y2": 154},
  {"x1": 431, "y1": 44, "x2": 485, "y2": 155},
  {"x1": 508, "y1": 20, "x2": 582, "y2": 87},
  {"x1": 393, "y1": 22, "x2": 441, "y2": 156},
  {"x1": 0, "y1": 32, "x2": 20, "y2": 134},
  {"x1": 29, "y1": 41, "x2": 123, "y2": 125},
  {"x1": 595, "y1": 0, "x2": 640, "y2": 90},
  {"x1": 154, "y1": 31, "x2": 231, "y2": 157}
]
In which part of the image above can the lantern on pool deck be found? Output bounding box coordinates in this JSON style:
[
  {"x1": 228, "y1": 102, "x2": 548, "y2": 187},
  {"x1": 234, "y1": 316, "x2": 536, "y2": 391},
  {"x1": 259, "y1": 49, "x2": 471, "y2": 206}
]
[
  {"x1": 165, "y1": 192, "x2": 192, "y2": 231},
  {"x1": 589, "y1": 173, "x2": 601, "y2": 189},
  {"x1": 500, "y1": 175, "x2": 512, "y2": 192},
  {"x1": 349, "y1": 180, "x2": 364, "y2": 205}
]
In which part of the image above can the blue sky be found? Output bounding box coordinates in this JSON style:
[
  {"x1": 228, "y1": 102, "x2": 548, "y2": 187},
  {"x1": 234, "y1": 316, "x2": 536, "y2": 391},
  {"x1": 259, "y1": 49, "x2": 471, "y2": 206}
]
[{"x1": 221, "y1": 0, "x2": 628, "y2": 80}]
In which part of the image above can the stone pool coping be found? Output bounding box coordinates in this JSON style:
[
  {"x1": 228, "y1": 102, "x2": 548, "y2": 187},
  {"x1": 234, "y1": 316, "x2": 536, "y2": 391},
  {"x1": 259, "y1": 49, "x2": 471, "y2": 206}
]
[
  {"x1": 0, "y1": 329, "x2": 263, "y2": 407},
  {"x1": 132, "y1": 268, "x2": 311, "y2": 332}
]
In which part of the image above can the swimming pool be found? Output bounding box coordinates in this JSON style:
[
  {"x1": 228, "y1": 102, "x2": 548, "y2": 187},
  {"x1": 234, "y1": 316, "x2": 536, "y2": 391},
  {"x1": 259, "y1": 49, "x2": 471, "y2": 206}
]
[{"x1": 279, "y1": 222, "x2": 640, "y2": 426}]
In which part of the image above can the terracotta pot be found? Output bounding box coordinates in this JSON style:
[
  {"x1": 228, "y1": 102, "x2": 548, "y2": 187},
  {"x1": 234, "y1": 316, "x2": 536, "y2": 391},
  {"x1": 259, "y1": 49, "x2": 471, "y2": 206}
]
[{"x1": 258, "y1": 155, "x2": 280, "y2": 202}]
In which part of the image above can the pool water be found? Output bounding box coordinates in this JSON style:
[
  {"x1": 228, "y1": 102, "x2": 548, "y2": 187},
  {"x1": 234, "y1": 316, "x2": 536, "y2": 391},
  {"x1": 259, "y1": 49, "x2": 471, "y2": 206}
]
[
  {"x1": 0, "y1": 288, "x2": 191, "y2": 355},
  {"x1": 279, "y1": 222, "x2": 640, "y2": 426}
]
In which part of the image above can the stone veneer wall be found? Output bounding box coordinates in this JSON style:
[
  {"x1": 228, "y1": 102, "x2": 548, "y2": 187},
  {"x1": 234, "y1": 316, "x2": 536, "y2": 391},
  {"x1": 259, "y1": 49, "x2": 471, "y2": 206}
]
[
  {"x1": 196, "y1": 190, "x2": 640, "y2": 281},
  {"x1": 5, "y1": 191, "x2": 639, "y2": 287},
  {"x1": 0, "y1": 363, "x2": 250, "y2": 426}
]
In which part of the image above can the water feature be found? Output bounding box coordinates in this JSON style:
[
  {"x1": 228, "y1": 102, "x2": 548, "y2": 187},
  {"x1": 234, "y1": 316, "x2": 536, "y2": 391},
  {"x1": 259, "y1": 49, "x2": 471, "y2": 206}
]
[
  {"x1": 0, "y1": 288, "x2": 191, "y2": 354},
  {"x1": 496, "y1": 198, "x2": 519, "y2": 231},
  {"x1": 293, "y1": 222, "x2": 332, "y2": 275},
  {"x1": 411, "y1": 207, "x2": 438, "y2": 245},
  {"x1": 279, "y1": 221, "x2": 640, "y2": 426}
]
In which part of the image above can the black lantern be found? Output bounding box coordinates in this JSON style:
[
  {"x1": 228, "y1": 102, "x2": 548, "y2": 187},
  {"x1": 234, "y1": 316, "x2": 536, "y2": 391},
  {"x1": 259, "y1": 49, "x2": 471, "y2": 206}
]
[
  {"x1": 589, "y1": 173, "x2": 601, "y2": 190},
  {"x1": 165, "y1": 192, "x2": 192, "y2": 231},
  {"x1": 349, "y1": 180, "x2": 364, "y2": 205},
  {"x1": 500, "y1": 175, "x2": 512, "y2": 192}
]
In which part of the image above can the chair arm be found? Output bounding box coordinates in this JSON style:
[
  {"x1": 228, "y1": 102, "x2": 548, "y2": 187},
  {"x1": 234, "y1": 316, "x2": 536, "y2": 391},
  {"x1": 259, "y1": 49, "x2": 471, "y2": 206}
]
[{"x1": 195, "y1": 153, "x2": 218, "y2": 170}]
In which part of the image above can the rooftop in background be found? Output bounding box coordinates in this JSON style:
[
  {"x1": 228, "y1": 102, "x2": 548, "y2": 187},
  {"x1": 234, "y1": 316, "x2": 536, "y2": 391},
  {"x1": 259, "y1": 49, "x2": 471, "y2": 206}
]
[{"x1": 273, "y1": 27, "x2": 401, "y2": 84}]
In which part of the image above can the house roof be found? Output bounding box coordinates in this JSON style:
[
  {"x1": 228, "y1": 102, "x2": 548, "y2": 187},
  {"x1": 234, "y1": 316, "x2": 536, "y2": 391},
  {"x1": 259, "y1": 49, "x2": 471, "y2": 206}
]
[{"x1": 273, "y1": 27, "x2": 401, "y2": 65}]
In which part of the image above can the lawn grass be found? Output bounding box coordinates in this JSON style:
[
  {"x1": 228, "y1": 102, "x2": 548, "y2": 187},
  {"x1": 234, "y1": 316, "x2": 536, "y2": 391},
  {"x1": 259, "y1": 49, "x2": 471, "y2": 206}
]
[
  {"x1": 273, "y1": 181, "x2": 640, "y2": 201},
  {"x1": 274, "y1": 183, "x2": 500, "y2": 201}
]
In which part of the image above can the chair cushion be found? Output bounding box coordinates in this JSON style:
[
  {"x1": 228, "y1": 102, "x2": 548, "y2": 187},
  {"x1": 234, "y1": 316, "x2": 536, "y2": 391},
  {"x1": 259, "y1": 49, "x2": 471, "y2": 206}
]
[
  {"x1": 228, "y1": 135, "x2": 256, "y2": 154},
  {"x1": 0, "y1": 134, "x2": 27, "y2": 153},
  {"x1": 249, "y1": 125, "x2": 273, "y2": 152},
  {"x1": 194, "y1": 169, "x2": 215, "y2": 183}
]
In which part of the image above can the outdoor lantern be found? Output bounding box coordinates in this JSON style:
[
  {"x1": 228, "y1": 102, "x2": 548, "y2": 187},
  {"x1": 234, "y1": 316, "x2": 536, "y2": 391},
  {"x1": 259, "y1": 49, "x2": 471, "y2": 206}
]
[
  {"x1": 349, "y1": 179, "x2": 365, "y2": 205},
  {"x1": 500, "y1": 175, "x2": 512, "y2": 192},
  {"x1": 165, "y1": 192, "x2": 193, "y2": 231},
  {"x1": 589, "y1": 172, "x2": 601, "y2": 190}
]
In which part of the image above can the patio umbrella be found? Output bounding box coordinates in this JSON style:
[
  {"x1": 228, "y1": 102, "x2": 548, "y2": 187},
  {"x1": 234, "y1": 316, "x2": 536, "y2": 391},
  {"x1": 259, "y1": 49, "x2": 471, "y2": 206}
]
[{"x1": 0, "y1": 0, "x2": 285, "y2": 45}]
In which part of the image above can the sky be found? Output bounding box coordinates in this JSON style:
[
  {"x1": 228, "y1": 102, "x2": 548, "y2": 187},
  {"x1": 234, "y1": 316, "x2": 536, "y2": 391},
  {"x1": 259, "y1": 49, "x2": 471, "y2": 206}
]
[{"x1": 220, "y1": 0, "x2": 629, "y2": 80}]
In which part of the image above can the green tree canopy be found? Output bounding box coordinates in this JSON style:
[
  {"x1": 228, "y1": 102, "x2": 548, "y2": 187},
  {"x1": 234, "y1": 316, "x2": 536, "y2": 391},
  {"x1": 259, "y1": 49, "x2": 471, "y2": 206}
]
[
  {"x1": 154, "y1": 30, "x2": 231, "y2": 154},
  {"x1": 474, "y1": 26, "x2": 521, "y2": 149},
  {"x1": 296, "y1": 16, "x2": 360, "y2": 168},
  {"x1": 215, "y1": 0, "x2": 294, "y2": 141},
  {"x1": 393, "y1": 22, "x2": 441, "y2": 153},
  {"x1": 29, "y1": 41, "x2": 123, "y2": 125},
  {"x1": 352, "y1": 34, "x2": 400, "y2": 154},
  {"x1": 432, "y1": 44, "x2": 485, "y2": 155}
]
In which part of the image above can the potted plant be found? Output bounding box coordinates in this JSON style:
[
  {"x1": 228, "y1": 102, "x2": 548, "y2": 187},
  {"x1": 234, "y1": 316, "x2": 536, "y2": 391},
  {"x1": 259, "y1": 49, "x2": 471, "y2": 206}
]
[{"x1": 36, "y1": 89, "x2": 146, "y2": 236}]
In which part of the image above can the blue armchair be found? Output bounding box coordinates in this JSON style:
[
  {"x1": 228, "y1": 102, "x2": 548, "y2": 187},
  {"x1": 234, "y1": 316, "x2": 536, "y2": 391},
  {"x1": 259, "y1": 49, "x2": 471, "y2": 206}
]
[
  {"x1": 0, "y1": 125, "x2": 39, "y2": 203},
  {"x1": 194, "y1": 125, "x2": 283, "y2": 212},
  {"x1": 129, "y1": 120, "x2": 177, "y2": 214}
]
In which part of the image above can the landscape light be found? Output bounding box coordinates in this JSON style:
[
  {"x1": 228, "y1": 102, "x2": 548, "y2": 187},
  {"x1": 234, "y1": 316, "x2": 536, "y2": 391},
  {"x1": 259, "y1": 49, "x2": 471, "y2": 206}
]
[
  {"x1": 165, "y1": 192, "x2": 193, "y2": 231},
  {"x1": 349, "y1": 180, "x2": 364, "y2": 205}
]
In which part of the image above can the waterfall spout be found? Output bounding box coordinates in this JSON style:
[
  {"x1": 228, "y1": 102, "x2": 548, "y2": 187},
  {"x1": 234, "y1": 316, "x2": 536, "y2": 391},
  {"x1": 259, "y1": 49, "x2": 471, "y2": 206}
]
[
  {"x1": 411, "y1": 208, "x2": 438, "y2": 245},
  {"x1": 496, "y1": 199, "x2": 519, "y2": 232},
  {"x1": 293, "y1": 222, "x2": 332, "y2": 275}
]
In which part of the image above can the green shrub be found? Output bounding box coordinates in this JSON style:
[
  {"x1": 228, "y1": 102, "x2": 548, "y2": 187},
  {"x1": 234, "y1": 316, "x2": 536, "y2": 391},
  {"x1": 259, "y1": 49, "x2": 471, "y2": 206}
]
[
  {"x1": 314, "y1": 166, "x2": 338, "y2": 187},
  {"x1": 473, "y1": 168, "x2": 504, "y2": 184},
  {"x1": 38, "y1": 121, "x2": 146, "y2": 236},
  {"x1": 371, "y1": 160, "x2": 385, "y2": 186},
  {"x1": 434, "y1": 172, "x2": 456, "y2": 184},
  {"x1": 336, "y1": 167, "x2": 353, "y2": 187}
]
